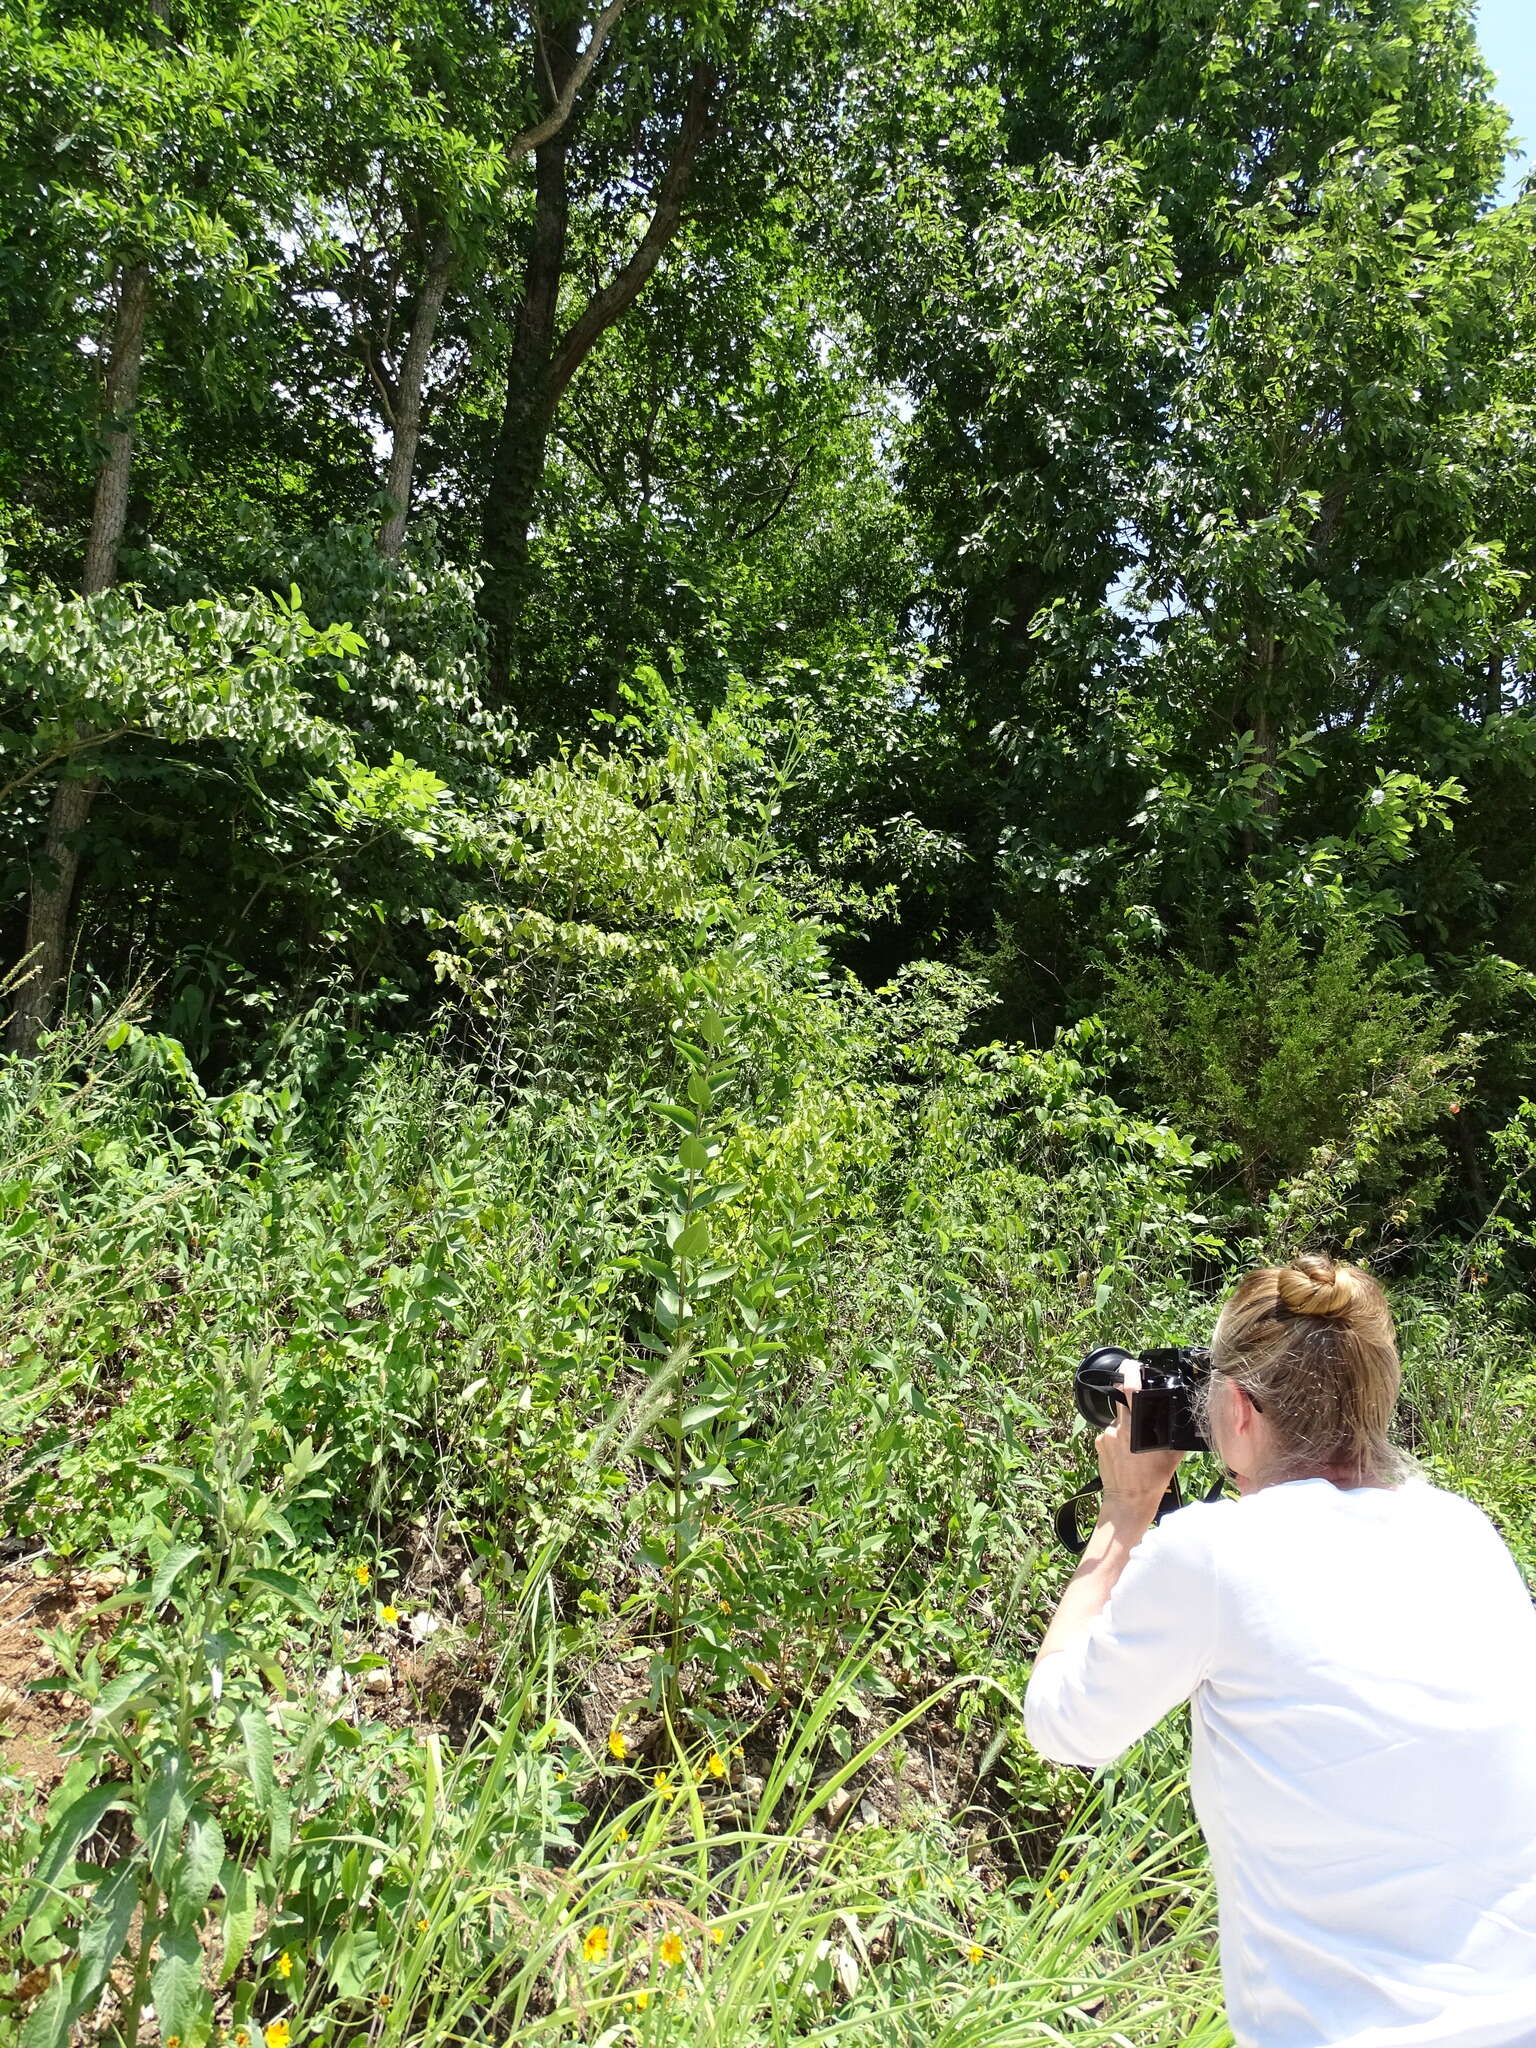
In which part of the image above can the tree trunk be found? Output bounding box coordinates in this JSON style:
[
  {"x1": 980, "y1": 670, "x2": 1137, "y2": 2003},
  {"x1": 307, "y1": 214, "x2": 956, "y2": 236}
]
[
  {"x1": 479, "y1": 53, "x2": 717, "y2": 698},
  {"x1": 7, "y1": 262, "x2": 149, "y2": 1057},
  {"x1": 374, "y1": 0, "x2": 632, "y2": 569},
  {"x1": 480, "y1": 35, "x2": 577, "y2": 695},
  {"x1": 378, "y1": 244, "x2": 453, "y2": 559},
  {"x1": 82, "y1": 263, "x2": 149, "y2": 599}
]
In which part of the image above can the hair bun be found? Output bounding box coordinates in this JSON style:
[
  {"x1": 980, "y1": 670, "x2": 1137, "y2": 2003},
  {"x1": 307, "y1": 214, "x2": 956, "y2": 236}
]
[{"x1": 1277, "y1": 1253, "x2": 1363, "y2": 1319}]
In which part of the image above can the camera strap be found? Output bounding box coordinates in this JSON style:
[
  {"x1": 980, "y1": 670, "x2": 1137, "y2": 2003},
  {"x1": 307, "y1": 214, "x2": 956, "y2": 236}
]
[{"x1": 1052, "y1": 1472, "x2": 1226, "y2": 1556}]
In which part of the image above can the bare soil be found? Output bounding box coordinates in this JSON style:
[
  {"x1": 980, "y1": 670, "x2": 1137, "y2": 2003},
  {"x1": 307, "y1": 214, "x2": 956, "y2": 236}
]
[{"x1": 0, "y1": 1559, "x2": 123, "y2": 1800}]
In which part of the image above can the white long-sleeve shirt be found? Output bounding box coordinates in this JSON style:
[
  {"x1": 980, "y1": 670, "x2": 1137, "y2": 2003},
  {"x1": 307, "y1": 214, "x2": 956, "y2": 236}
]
[{"x1": 1025, "y1": 1478, "x2": 1536, "y2": 2048}]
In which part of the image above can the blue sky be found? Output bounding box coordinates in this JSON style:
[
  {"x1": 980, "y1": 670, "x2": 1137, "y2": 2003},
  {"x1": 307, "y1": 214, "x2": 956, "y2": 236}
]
[{"x1": 1477, "y1": 0, "x2": 1534, "y2": 201}]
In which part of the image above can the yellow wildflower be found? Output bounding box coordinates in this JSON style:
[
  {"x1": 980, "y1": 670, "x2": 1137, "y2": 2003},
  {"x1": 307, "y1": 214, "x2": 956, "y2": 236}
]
[
  {"x1": 234, "y1": 2033, "x2": 251, "y2": 2048},
  {"x1": 416, "y1": 1916, "x2": 429, "y2": 1933},
  {"x1": 264, "y1": 2023, "x2": 291, "y2": 2048},
  {"x1": 583, "y1": 1925, "x2": 611, "y2": 1964},
  {"x1": 653, "y1": 1769, "x2": 676, "y2": 1800},
  {"x1": 275, "y1": 1951, "x2": 293, "y2": 1979},
  {"x1": 708, "y1": 1926, "x2": 724, "y2": 1946},
  {"x1": 718, "y1": 1597, "x2": 731, "y2": 1614},
  {"x1": 630, "y1": 1991, "x2": 651, "y2": 2012},
  {"x1": 705, "y1": 1751, "x2": 727, "y2": 1780},
  {"x1": 379, "y1": 1603, "x2": 401, "y2": 1625},
  {"x1": 607, "y1": 1727, "x2": 629, "y2": 1761},
  {"x1": 353, "y1": 1563, "x2": 371, "y2": 1587},
  {"x1": 614, "y1": 1826, "x2": 629, "y2": 1844},
  {"x1": 658, "y1": 1931, "x2": 684, "y2": 1967},
  {"x1": 967, "y1": 1943, "x2": 985, "y2": 1965}
]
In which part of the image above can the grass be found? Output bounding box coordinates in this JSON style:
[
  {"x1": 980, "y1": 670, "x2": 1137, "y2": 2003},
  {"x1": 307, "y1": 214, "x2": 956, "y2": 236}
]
[{"x1": 2, "y1": 991, "x2": 1532, "y2": 2045}]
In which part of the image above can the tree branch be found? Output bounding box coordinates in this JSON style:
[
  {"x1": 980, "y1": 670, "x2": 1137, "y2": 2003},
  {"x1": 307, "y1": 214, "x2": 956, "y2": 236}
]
[
  {"x1": 508, "y1": 0, "x2": 633, "y2": 160},
  {"x1": 547, "y1": 59, "x2": 717, "y2": 406},
  {"x1": 360, "y1": 333, "x2": 398, "y2": 429},
  {"x1": 378, "y1": 239, "x2": 454, "y2": 557},
  {"x1": 728, "y1": 456, "x2": 809, "y2": 545}
]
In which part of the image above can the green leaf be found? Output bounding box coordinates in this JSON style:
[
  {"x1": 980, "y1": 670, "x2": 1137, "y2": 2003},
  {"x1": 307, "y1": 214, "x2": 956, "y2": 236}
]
[
  {"x1": 91, "y1": 1670, "x2": 157, "y2": 1724},
  {"x1": 150, "y1": 1542, "x2": 203, "y2": 1612},
  {"x1": 240, "y1": 1566, "x2": 323, "y2": 1623},
  {"x1": 144, "y1": 1750, "x2": 192, "y2": 1892},
  {"x1": 268, "y1": 1781, "x2": 292, "y2": 1863},
  {"x1": 217, "y1": 1862, "x2": 256, "y2": 1986},
  {"x1": 33, "y1": 1782, "x2": 128, "y2": 1890},
  {"x1": 325, "y1": 1927, "x2": 383, "y2": 2000},
  {"x1": 150, "y1": 1922, "x2": 207, "y2": 2045},
  {"x1": 171, "y1": 1809, "x2": 224, "y2": 1920},
  {"x1": 692, "y1": 1262, "x2": 737, "y2": 1290},
  {"x1": 681, "y1": 1403, "x2": 728, "y2": 1429},
  {"x1": 20, "y1": 1973, "x2": 73, "y2": 2048},
  {"x1": 237, "y1": 1707, "x2": 275, "y2": 1817},
  {"x1": 679, "y1": 1134, "x2": 711, "y2": 1172},
  {"x1": 692, "y1": 1464, "x2": 737, "y2": 1491},
  {"x1": 673, "y1": 1219, "x2": 710, "y2": 1259},
  {"x1": 67, "y1": 1861, "x2": 139, "y2": 2024}
]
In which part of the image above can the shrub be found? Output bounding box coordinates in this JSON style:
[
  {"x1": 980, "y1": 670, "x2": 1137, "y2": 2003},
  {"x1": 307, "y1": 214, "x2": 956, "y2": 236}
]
[{"x1": 1104, "y1": 890, "x2": 1467, "y2": 1232}]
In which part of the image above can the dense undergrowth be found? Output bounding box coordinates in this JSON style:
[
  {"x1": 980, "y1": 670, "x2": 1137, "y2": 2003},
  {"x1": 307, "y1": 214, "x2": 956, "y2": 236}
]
[{"x1": 4, "y1": 729, "x2": 1536, "y2": 2046}]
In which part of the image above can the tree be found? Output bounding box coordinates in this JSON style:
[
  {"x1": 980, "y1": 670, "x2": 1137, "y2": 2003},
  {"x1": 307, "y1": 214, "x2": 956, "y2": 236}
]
[
  {"x1": 829, "y1": 0, "x2": 1530, "y2": 1027},
  {"x1": 1, "y1": 2, "x2": 367, "y2": 1050},
  {"x1": 343, "y1": 0, "x2": 633, "y2": 562},
  {"x1": 478, "y1": 14, "x2": 722, "y2": 692}
]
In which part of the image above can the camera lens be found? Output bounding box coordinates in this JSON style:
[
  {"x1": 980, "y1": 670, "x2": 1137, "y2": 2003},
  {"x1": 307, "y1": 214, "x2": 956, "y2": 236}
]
[{"x1": 1074, "y1": 1347, "x2": 1136, "y2": 1432}]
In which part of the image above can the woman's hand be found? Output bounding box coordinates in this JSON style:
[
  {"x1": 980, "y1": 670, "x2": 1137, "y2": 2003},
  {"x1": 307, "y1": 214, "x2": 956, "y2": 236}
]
[
  {"x1": 1034, "y1": 1404, "x2": 1187, "y2": 1665},
  {"x1": 1095, "y1": 1403, "x2": 1184, "y2": 1523}
]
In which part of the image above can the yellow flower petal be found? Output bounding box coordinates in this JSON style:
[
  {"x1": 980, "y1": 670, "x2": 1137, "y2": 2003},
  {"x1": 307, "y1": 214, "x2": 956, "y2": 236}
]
[{"x1": 583, "y1": 1924, "x2": 611, "y2": 1963}]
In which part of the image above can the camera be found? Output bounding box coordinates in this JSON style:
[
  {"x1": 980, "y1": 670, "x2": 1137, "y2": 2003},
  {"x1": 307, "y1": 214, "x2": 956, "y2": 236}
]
[
  {"x1": 1053, "y1": 1343, "x2": 1218, "y2": 1553},
  {"x1": 1073, "y1": 1344, "x2": 1213, "y2": 1452}
]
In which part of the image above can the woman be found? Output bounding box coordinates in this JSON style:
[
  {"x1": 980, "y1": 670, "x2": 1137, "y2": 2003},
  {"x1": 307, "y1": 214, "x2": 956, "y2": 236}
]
[{"x1": 1025, "y1": 1254, "x2": 1536, "y2": 2048}]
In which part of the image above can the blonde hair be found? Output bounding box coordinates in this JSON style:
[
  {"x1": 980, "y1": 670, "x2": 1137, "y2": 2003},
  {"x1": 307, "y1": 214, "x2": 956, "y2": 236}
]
[{"x1": 1208, "y1": 1253, "x2": 1405, "y2": 1486}]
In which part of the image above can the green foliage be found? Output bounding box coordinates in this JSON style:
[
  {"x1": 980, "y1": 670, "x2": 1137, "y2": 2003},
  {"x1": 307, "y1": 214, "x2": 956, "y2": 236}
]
[
  {"x1": 1105, "y1": 892, "x2": 1468, "y2": 1225},
  {"x1": 6, "y1": 6, "x2": 1536, "y2": 2041},
  {"x1": 4, "y1": 736, "x2": 1533, "y2": 2042}
]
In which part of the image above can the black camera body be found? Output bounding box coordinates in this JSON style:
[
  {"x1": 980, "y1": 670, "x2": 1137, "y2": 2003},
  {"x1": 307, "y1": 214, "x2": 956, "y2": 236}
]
[{"x1": 1073, "y1": 1344, "x2": 1212, "y2": 1453}]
